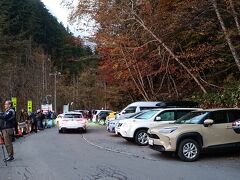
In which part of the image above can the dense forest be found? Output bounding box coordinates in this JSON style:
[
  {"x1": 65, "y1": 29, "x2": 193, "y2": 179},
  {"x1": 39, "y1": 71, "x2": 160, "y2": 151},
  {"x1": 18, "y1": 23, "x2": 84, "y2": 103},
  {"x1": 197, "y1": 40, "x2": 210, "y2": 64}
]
[
  {"x1": 63, "y1": 0, "x2": 240, "y2": 109},
  {"x1": 0, "y1": 0, "x2": 101, "y2": 112}
]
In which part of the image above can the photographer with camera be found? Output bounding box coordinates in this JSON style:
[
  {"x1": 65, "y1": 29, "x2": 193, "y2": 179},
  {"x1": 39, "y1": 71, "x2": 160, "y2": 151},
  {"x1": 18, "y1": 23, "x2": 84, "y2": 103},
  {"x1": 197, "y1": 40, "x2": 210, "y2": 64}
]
[{"x1": 0, "y1": 100, "x2": 15, "y2": 162}]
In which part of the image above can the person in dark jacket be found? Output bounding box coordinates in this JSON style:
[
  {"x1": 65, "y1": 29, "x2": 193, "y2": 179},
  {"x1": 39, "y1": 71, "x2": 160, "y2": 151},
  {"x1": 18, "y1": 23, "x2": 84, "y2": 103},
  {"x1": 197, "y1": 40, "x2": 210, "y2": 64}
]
[
  {"x1": 36, "y1": 110, "x2": 45, "y2": 130},
  {"x1": 0, "y1": 100, "x2": 15, "y2": 161},
  {"x1": 30, "y1": 112, "x2": 37, "y2": 133}
]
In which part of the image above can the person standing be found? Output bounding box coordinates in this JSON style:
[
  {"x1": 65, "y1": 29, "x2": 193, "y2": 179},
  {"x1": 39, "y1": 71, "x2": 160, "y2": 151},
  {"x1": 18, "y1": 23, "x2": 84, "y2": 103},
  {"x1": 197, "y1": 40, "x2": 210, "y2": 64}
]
[
  {"x1": 0, "y1": 100, "x2": 15, "y2": 162},
  {"x1": 30, "y1": 112, "x2": 37, "y2": 133},
  {"x1": 36, "y1": 110, "x2": 45, "y2": 130}
]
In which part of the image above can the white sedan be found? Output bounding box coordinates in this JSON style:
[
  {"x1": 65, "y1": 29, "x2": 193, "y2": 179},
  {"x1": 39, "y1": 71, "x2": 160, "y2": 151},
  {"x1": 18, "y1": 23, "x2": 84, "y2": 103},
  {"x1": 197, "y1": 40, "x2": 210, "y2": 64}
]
[{"x1": 58, "y1": 112, "x2": 87, "y2": 133}]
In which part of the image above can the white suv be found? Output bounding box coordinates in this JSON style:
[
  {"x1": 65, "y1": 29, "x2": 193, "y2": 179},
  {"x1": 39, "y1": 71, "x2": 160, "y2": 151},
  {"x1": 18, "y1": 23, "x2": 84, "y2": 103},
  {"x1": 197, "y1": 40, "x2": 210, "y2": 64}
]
[{"x1": 118, "y1": 108, "x2": 200, "y2": 145}]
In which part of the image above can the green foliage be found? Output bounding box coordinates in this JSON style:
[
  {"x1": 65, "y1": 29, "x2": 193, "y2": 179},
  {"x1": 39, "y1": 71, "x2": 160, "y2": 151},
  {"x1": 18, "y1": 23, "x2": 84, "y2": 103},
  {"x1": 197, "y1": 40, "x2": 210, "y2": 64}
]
[
  {"x1": 0, "y1": 0, "x2": 95, "y2": 74},
  {"x1": 192, "y1": 83, "x2": 240, "y2": 108}
]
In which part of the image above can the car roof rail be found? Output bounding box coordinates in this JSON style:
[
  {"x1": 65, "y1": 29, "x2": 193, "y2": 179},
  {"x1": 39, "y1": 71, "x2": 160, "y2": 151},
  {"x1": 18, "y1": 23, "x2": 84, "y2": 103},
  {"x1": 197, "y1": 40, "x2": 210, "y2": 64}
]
[{"x1": 156, "y1": 101, "x2": 199, "y2": 108}]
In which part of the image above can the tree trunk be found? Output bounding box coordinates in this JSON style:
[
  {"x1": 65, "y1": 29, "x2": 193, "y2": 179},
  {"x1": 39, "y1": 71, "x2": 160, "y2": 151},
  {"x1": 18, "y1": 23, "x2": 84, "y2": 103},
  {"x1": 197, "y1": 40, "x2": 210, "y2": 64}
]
[
  {"x1": 130, "y1": 13, "x2": 207, "y2": 93},
  {"x1": 228, "y1": 0, "x2": 240, "y2": 35},
  {"x1": 212, "y1": 0, "x2": 240, "y2": 72}
]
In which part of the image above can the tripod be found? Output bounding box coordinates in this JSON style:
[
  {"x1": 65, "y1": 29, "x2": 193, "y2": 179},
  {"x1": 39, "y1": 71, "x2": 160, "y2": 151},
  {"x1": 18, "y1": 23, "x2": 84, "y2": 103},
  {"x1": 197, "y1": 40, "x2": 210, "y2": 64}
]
[{"x1": 0, "y1": 130, "x2": 7, "y2": 166}]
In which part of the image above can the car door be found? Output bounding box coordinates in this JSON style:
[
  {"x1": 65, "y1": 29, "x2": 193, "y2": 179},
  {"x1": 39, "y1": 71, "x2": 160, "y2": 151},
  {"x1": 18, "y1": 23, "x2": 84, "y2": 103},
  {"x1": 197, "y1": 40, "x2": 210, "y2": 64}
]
[
  {"x1": 201, "y1": 110, "x2": 234, "y2": 147},
  {"x1": 227, "y1": 110, "x2": 240, "y2": 143}
]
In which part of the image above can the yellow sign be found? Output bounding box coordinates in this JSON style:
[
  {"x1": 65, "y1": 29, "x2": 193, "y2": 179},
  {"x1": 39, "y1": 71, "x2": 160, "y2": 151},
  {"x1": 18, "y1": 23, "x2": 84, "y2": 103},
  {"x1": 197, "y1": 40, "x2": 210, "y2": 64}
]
[
  {"x1": 11, "y1": 97, "x2": 17, "y2": 111},
  {"x1": 28, "y1": 100, "x2": 32, "y2": 113}
]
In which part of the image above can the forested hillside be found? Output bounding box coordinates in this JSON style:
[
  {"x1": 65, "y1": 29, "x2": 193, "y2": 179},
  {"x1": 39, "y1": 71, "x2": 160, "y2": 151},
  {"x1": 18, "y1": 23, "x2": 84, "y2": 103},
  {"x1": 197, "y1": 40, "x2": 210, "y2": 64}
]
[
  {"x1": 64, "y1": 0, "x2": 240, "y2": 108},
  {"x1": 1, "y1": 0, "x2": 240, "y2": 112},
  {"x1": 0, "y1": 0, "x2": 98, "y2": 111}
]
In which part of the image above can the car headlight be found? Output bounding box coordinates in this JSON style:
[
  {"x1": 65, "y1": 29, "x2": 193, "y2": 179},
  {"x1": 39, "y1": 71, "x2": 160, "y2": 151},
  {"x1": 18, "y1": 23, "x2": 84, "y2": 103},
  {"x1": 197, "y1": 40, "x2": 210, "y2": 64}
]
[{"x1": 159, "y1": 127, "x2": 177, "y2": 134}]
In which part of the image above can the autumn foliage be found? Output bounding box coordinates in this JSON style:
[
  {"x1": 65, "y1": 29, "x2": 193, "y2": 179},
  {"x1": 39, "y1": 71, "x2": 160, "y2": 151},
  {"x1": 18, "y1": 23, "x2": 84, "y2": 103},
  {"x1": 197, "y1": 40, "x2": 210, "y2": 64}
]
[{"x1": 65, "y1": 0, "x2": 240, "y2": 108}]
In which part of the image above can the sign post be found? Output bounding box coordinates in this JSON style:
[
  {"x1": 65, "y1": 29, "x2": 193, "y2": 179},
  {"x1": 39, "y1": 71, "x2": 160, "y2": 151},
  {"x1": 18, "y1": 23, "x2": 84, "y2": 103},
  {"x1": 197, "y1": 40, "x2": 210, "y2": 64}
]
[
  {"x1": 27, "y1": 100, "x2": 32, "y2": 113},
  {"x1": 11, "y1": 97, "x2": 17, "y2": 111}
]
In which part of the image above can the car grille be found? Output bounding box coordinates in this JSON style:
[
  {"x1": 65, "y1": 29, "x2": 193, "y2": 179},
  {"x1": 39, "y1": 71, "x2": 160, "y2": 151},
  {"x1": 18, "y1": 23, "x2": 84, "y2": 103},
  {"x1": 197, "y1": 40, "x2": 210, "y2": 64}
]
[
  {"x1": 148, "y1": 133, "x2": 159, "y2": 139},
  {"x1": 118, "y1": 123, "x2": 122, "y2": 127}
]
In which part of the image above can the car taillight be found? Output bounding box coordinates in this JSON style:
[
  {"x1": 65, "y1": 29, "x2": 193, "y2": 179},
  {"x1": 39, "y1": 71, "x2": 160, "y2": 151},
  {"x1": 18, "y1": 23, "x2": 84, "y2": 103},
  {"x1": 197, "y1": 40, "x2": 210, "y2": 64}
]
[{"x1": 76, "y1": 119, "x2": 86, "y2": 123}]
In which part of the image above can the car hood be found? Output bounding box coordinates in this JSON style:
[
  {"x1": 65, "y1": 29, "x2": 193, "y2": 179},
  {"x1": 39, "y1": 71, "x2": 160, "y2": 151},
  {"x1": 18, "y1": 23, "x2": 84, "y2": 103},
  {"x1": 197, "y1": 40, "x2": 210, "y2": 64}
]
[
  {"x1": 118, "y1": 118, "x2": 138, "y2": 124},
  {"x1": 149, "y1": 123, "x2": 197, "y2": 133}
]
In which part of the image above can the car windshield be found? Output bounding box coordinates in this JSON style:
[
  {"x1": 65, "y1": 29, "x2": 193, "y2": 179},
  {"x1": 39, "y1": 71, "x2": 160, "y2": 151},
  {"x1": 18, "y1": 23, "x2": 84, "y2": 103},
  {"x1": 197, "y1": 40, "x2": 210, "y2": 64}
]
[
  {"x1": 174, "y1": 111, "x2": 209, "y2": 124},
  {"x1": 64, "y1": 114, "x2": 83, "y2": 118},
  {"x1": 135, "y1": 110, "x2": 159, "y2": 120},
  {"x1": 127, "y1": 111, "x2": 145, "y2": 119}
]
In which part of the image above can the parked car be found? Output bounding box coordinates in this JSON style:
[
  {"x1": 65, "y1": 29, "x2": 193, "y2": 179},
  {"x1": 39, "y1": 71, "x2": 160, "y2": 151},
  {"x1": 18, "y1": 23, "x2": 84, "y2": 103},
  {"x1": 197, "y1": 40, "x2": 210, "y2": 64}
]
[
  {"x1": 106, "y1": 112, "x2": 117, "y2": 121},
  {"x1": 116, "y1": 101, "x2": 163, "y2": 120},
  {"x1": 58, "y1": 112, "x2": 87, "y2": 133},
  {"x1": 116, "y1": 101, "x2": 198, "y2": 120},
  {"x1": 148, "y1": 109, "x2": 240, "y2": 162},
  {"x1": 92, "y1": 110, "x2": 112, "y2": 122},
  {"x1": 118, "y1": 108, "x2": 200, "y2": 146},
  {"x1": 108, "y1": 111, "x2": 147, "y2": 133}
]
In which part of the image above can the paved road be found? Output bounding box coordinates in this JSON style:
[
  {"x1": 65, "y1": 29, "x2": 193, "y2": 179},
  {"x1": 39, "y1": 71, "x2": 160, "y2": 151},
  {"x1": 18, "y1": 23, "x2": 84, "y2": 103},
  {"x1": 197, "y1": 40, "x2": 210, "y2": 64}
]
[{"x1": 0, "y1": 125, "x2": 239, "y2": 180}]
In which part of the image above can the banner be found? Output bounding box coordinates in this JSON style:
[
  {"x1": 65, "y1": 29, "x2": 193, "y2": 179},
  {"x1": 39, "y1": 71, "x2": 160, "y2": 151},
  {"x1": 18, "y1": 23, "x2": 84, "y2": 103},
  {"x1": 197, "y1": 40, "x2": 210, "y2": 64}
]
[{"x1": 41, "y1": 104, "x2": 53, "y2": 114}]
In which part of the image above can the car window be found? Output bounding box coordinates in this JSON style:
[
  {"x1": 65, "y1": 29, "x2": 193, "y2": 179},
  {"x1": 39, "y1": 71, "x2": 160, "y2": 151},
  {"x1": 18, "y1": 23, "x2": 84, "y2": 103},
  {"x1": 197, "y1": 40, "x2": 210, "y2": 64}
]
[
  {"x1": 228, "y1": 110, "x2": 240, "y2": 123},
  {"x1": 175, "y1": 111, "x2": 209, "y2": 124},
  {"x1": 175, "y1": 110, "x2": 192, "y2": 119},
  {"x1": 124, "y1": 106, "x2": 137, "y2": 114},
  {"x1": 135, "y1": 110, "x2": 159, "y2": 120},
  {"x1": 64, "y1": 114, "x2": 83, "y2": 118},
  {"x1": 208, "y1": 111, "x2": 228, "y2": 124},
  {"x1": 157, "y1": 111, "x2": 175, "y2": 121},
  {"x1": 127, "y1": 111, "x2": 145, "y2": 118}
]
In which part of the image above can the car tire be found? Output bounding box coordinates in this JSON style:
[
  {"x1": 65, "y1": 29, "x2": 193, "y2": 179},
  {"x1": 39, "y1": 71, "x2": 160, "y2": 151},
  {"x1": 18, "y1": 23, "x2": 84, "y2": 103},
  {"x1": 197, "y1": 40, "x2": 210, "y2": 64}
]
[
  {"x1": 134, "y1": 130, "x2": 149, "y2": 146},
  {"x1": 177, "y1": 139, "x2": 200, "y2": 162},
  {"x1": 58, "y1": 129, "x2": 62, "y2": 133}
]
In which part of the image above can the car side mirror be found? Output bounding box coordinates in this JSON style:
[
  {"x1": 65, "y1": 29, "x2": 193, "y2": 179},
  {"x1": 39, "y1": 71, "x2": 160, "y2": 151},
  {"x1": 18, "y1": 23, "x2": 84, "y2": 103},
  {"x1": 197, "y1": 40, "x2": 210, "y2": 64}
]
[
  {"x1": 204, "y1": 119, "x2": 214, "y2": 127},
  {"x1": 155, "y1": 116, "x2": 161, "y2": 121},
  {"x1": 122, "y1": 111, "x2": 126, "y2": 114}
]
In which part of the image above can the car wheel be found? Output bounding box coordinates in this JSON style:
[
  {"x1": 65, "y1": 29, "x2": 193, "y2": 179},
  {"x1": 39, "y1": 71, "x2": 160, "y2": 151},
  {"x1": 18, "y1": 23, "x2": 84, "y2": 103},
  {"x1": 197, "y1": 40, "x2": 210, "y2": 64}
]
[
  {"x1": 177, "y1": 139, "x2": 200, "y2": 162},
  {"x1": 58, "y1": 129, "x2": 62, "y2": 133},
  {"x1": 134, "y1": 130, "x2": 149, "y2": 146}
]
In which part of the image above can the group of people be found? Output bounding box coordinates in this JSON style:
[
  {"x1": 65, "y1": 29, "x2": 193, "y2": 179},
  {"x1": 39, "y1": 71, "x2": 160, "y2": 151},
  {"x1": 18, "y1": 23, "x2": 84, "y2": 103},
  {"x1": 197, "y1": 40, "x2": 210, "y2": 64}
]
[
  {"x1": 19, "y1": 109, "x2": 46, "y2": 134},
  {"x1": 0, "y1": 100, "x2": 56, "y2": 162}
]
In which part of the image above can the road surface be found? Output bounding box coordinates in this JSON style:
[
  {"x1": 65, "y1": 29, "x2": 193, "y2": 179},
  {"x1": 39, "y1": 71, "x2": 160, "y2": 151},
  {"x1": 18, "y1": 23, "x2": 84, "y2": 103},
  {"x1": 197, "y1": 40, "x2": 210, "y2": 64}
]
[{"x1": 0, "y1": 126, "x2": 239, "y2": 180}]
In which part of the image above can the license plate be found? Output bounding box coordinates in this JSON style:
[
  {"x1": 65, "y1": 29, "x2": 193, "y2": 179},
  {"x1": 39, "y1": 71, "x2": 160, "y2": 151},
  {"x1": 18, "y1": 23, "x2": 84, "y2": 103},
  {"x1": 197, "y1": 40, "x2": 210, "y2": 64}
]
[
  {"x1": 148, "y1": 139, "x2": 154, "y2": 145},
  {"x1": 115, "y1": 130, "x2": 118, "y2": 135}
]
